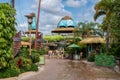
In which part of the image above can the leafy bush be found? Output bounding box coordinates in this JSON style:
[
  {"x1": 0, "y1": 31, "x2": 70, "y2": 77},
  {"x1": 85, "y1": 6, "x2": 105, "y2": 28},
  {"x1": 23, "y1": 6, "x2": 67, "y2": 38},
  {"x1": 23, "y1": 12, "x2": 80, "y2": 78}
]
[
  {"x1": 0, "y1": 3, "x2": 16, "y2": 69},
  {"x1": 0, "y1": 67, "x2": 20, "y2": 78},
  {"x1": 32, "y1": 47, "x2": 47, "y2": 55},
  {"x1": 95, "y1": 54, "x2": 115, "y2": 67},
  {"x1": 22, "y1": 36, "x2": 35, "y2": 42},
  {"x1": 22, "y1": 64, "x2": 31, "y2": 71},
  {"x1": 39, "y1": 47, "x2": 47, "y2": 55},
  {"x1": 20, "y1": 63, "x2": 38, "y2": 73},
  {"x1": 29, "y1": 64, "x2": 38, "y2": 71},
  {"x1": 18, "y1": 47, "x2": 29, "y2": 58},
  {"x1": 87, "y1": 50, "x2": 96, "y2": 62},
  {"x1": 43, "y1": 35, "x2": 64, "y2": 42},
  {"x1": 31, "y1": 53, "x2": 40, "y2": 63}
]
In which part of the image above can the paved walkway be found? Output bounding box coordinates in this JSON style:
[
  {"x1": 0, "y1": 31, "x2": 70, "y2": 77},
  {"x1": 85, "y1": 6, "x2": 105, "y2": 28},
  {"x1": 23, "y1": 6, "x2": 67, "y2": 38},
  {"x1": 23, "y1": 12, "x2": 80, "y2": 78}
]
[
  {"x1": 22, "y1": 59, "x2": 120, "y2": 80},
  {"x1": 1, "y1": 58, "x2": 120, "y2": 80}
]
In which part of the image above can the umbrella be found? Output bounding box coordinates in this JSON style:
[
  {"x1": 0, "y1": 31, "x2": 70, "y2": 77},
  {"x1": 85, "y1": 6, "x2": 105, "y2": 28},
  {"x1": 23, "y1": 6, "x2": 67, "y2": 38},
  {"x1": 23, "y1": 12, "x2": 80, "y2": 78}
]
[
  {"x1": 68, "y1": 44, "x2": 80, "y2": 60},
  {"x1": 68, "y1": 43, "x2": 80, "y2": 48},
  {"x1": 68, "y1": 44, "x2": 80, "y2": 54}
]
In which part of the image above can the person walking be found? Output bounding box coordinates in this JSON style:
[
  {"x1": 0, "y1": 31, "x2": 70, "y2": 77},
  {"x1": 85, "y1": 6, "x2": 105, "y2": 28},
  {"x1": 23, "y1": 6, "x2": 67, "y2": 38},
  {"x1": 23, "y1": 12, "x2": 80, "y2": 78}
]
[
  {"x1": 48, "y1": 50, "x2": 53, "y2": 59},
  {"x1": 80, "y1": 51, "x2": 83, "y2": 60}
]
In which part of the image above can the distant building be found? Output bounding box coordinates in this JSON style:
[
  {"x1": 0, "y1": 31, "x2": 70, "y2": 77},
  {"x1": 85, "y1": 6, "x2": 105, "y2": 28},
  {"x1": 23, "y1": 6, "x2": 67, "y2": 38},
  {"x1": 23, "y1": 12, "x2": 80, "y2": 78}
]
[{"x1": 52, "y1": 16, "x2": 76, "y2": 34}]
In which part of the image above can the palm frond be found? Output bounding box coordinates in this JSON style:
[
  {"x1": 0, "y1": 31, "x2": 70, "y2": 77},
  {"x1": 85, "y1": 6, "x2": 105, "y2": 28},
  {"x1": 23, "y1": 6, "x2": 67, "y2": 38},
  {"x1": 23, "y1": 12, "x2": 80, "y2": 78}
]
[{"x1": 94, "y1": 10, "x2": 106, "y2": 21}]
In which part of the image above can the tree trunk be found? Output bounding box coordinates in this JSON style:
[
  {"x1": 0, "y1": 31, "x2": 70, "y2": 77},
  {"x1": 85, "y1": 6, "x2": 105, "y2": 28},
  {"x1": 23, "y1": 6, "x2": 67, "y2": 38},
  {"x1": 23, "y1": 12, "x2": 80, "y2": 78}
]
[{"x1": 106, "y1": 24, "x2": 110, "y2": 53}]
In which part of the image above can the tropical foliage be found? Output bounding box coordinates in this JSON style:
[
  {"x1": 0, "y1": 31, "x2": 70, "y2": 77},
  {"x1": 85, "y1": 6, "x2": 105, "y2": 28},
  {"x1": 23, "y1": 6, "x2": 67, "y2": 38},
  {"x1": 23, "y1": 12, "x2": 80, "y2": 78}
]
[
  {"x1": 77, "y1": 21, "x2": 102, "y2": 38},
  {"x1": 43, "y1": 35, "x2": 64, "y2": 42},
  {"x1": 0, "y1": 3, "x2": 16, "y2": 69},
  {"x1": 94, "y1": 0, "x2": 120, "y2": 57},
  {"x1": 95, "y1": 54, "x2": 115, "y2": 67},
  {"x1": 0, "y1": 3, "x2": 41, "y2": 78}
]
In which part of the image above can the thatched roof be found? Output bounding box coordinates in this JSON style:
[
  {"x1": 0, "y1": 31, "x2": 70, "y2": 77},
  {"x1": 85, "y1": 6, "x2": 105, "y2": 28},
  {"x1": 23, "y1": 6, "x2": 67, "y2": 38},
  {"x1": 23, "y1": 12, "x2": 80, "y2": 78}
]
[
  {"x1": 25, "y1": 30, "x2": 40, "y2": 34},
  {"x1": 25, "y1": 12, "x2": 35, "y2": 18},
  {"x1": 52, "y1": 28, "x2": 74, "y2": 33},
  {"x1": 80, "y1": 35, "x2": 106, "y2": 44},
  {"x1": 61, "y1": 16, "x2": 72, "y2": 20}
]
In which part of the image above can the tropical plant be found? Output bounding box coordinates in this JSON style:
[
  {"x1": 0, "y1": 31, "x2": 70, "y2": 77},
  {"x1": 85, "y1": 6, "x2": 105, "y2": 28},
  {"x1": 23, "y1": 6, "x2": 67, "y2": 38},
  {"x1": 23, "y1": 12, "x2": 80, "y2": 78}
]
[
  {"x1": 94, "y1": 0, "x2": 114, "y2": 52},
  {"x1": 43, "y1": 35, "x2": 64, "y2": 42},
  {"x1": 0, "y1": 67, "x2": 20, "y2": 78},
  {"x1": 0, "y1": 3, "x2": 16, "y2": 69},
  {"x1": 108, "y1": 0, "x2": 120, "y2": 59},
  {"x1": 95, "y1": 54, "x2": 115, "y2": 67},
  {"x1": 22, "y1": 36, "x2": 35, "y2": 42},
  {"x1": 77, "y1": 21, "x2": 102, "y2": 38}
]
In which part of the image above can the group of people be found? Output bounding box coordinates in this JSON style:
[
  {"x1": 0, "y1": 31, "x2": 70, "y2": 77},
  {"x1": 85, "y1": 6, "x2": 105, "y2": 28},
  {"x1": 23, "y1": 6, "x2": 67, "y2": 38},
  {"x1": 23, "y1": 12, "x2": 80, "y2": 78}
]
[
  {"x1": 48, "y1": 49, "x2": 64, "y2": 59},
  {"x1": 48, "y1": 49, "x2": 83, "y2": 60}
]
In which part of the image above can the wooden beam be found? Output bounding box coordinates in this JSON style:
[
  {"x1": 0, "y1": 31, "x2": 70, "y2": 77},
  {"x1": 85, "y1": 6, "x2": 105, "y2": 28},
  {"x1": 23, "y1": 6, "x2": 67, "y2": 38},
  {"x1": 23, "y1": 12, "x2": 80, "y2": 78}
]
[{"x1": 34, "y1": 0, "x2": 41, "y2": 49}]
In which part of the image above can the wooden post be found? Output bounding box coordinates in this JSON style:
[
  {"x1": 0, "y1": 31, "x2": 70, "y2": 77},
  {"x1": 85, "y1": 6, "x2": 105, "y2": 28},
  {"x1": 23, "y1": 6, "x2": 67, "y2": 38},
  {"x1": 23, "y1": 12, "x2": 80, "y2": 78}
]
[
  {"x1": 12, "y1": 0, "x2": 14, "y2": 8},
  {"x1": 34, "y1": 0, "x2": 41, "y2": 49},
  {"x1": 29, "y1": 26, "x2": 32, "y2": 56}
]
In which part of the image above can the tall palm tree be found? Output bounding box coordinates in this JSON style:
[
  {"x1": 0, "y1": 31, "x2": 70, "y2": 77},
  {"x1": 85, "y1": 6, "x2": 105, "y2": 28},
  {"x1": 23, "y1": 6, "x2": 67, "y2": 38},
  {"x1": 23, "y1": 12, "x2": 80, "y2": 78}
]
[{"x1": 94, "y1": 0, "x2": 114, "y2": 52}]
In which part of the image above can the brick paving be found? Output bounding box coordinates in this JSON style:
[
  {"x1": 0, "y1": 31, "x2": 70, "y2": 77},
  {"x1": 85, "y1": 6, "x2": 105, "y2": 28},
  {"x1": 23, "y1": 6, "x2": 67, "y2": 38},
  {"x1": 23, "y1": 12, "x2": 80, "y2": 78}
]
[{"x1": 20, "y1": 58, "x2": 120, "y2": 80}]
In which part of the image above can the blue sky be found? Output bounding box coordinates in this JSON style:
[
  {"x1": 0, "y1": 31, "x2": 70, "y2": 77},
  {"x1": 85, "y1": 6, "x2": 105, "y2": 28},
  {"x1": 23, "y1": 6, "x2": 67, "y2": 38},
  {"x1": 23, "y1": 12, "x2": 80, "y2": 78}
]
[{"x1": 0, "y1": 0, "x2": 100, "y2": 35}]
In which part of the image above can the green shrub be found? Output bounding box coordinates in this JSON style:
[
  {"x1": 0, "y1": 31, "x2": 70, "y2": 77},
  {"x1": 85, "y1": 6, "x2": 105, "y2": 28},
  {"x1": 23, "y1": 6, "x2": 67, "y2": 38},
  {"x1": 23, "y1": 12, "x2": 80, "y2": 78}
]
[
  {"x1": 95, "y1": 54, "x2": 115, "y2": 67},
  {"x1": 22, "y1": 37, "x2": 35, "y2": 42},
  {"x1": 0, "y1": 67, "x2": 20, "y2": 78},
  {"x1": 87, "y1": 50, "x2": 96, "y2": 62},
  {"x1": 29, "y1": 64, "x2": 38, "y2": 71},
  {"x1": 0, "y1": 3, "x2": 16, "y2": 70},
  {"x1": 32, "y1": 47, "x2": 47, "y2": 55},
  {"x1": 20, "y1": 63, "x2": 38, "y2": 72},
  {"x1": 18, "y1": 47, "x2": 29, "y2": 58},
  {"x1": 39, "y1": 47, "x2": 47, "y2": 55},
  {"x1": 31, "y1": 53, "x2": 40, "y2": 63},
  {"x1": 22, "y1": 64, "x2": 31, "y2": 71}
]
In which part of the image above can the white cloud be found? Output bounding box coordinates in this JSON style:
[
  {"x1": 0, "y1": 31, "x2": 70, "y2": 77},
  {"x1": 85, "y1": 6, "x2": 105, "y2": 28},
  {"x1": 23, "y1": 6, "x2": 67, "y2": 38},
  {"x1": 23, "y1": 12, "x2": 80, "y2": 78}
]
[
  {"x1": 16, "y1": 23, "x2": 28, "y2": 32},
  {"x1": 18, "y1": 23, "x2": 28, "y2": 27},
  {"x1": 65, "y1": 0, "x2": 87, "y2": 8},
  {"x1": 32, "y1": 0, "x2": 71, "y2": 16},
  {"x1": 77, "y1": 8, "x2": 94, "y2": 22},
  {"x1": 31, "y1": 0, "x2": 72, "y2": 35}
]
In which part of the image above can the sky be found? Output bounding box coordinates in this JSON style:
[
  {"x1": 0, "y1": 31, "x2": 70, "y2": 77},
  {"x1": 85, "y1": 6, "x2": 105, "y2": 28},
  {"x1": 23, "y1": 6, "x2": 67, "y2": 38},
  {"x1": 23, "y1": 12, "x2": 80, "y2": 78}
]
[{"x1": 0, "y1": 0, "x2": 100, "y2": 35}]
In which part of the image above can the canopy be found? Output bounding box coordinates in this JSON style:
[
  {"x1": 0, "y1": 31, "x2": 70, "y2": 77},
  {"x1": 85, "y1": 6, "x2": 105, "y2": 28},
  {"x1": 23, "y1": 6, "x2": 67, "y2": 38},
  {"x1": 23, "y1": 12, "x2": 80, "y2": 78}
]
[
  {"x1": 52, "y1": 28, "x2": 74, "y2": 33},
  {"x1": 68, "y1": 44, "x2": 80, "y2": 48},
  {"x1": 68, "y1": 44, "x2": 80, "y2": 55}
]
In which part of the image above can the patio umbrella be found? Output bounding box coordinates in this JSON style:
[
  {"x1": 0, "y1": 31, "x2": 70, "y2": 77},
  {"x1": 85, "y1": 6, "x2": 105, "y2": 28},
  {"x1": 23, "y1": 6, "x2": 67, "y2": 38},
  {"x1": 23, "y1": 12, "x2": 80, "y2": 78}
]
[
  {"x1": 68, "y1": 44, "x2": 80, "y2": 48},
  {"x1": 68, "y1": 44, "x2": 80, "y2": 60},
  {"x1": 68, "y1": 43, "x2": 80, "y2": 54}
]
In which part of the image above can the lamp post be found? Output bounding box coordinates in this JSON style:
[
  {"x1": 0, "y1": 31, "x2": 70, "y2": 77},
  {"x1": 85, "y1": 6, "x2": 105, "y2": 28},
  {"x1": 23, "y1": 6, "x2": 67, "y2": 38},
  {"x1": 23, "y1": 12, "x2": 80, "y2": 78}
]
[{"x1": 25, "y1": 13, "x2": 35, "y2": 57}]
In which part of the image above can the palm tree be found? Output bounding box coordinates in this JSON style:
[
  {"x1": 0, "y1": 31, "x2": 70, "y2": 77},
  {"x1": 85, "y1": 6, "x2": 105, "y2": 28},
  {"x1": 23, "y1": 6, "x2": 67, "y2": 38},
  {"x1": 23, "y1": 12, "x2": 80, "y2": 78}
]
[
  {"x1": 77, "y1": 22, "x2": 102, "y2": 38},
  {"x1": 94, "y1": 0, "x2": 114, "y2": 52}
]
